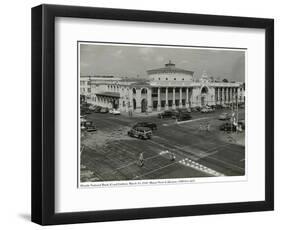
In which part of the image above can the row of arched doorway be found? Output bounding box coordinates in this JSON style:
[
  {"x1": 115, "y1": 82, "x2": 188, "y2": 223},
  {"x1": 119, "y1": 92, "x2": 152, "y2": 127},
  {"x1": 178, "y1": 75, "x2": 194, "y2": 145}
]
[{"x1": 132, "y1": 98, "x2": 148, "y2": 113}]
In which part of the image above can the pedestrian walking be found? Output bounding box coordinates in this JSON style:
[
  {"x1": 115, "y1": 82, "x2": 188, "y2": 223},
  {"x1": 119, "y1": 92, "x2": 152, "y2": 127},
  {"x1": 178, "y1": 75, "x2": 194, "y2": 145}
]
[
  {"x1": 169, "y1": 151, "x2": 176, "y2": 161},
  {"x1": 138, "y1": 152, "x2": 144, "y2": 167},
  {"x1": 206, "y1": 122, "x2": 210, "y2": 132},
  {"x1": 199, "y1": 123, "x2": 203, "y2": 131}
]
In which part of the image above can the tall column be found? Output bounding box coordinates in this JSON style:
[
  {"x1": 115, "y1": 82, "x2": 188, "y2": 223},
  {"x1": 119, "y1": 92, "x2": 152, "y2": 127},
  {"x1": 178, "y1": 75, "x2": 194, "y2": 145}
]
[
  {"x1": 191, "y1": 88, "x2": 196, "y2": 107},
  {"x1": 226, "y1": 88, "x2": 229, "y2": 104},
  {"x1": 157, "y1": 87, "x2": 161, "y2": 111},
  {"x1": 230, "y1": 88, "x2": 233, "y2": 103},
  {"x1": 228, "y1": 88, "x2": 231, "y2": 103},
  {"x1": 172, "y1": 88, "x2": 176, "y2": 109},
  {"x1": 210, "y1": 87, "x2": 216, "y2": 105},
  {"x1": 217, "y1": 88, "x2": 220, "y2": 104},
  {"x1": 237, "y1": 88, "x2": 240, "y2": 103},
  {"x1": 186, "y1": 88, "x2": 189, "y2": 108},
  {"x1": 179, "y1": 88, "x2": 182, "y2": 108},
  {"x1": 222, "y1": 88, "x2": 225, "y2": 104},
  {"x1": 165, "y1": 87, "x2": 169, "y2": 110},
  {"x1": 147, "y1": 88, "x2": 152, "y2": 112},
  {"x1": 136, "y1": 88, "x2": 142, "y2": 113},
  {"x1": 234, "y1": 88, "x2": 238, "y2": 104}
]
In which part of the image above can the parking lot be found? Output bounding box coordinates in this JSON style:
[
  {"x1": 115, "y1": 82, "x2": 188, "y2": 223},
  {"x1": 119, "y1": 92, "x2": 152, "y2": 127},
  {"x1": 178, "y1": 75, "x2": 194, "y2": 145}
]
[{"x1": 80, "y1": 108, "x2": 245, "y2": 182}]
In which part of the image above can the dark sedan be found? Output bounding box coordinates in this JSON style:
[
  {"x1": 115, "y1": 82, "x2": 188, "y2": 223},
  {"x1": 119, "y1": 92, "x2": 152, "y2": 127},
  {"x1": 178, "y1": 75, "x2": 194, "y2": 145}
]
[
  {"x1": 220, "y1": 123, "x2": 236, "y2": 132},
  {"x1": 133, "y1": 122, "x2": 157, "y2": 130},
  {"x1": 158, "y1": 110, "x2": 178, "y2": 119},
  {"x1": 176, "y1": 113, "x2": 192, "y2": 121}
]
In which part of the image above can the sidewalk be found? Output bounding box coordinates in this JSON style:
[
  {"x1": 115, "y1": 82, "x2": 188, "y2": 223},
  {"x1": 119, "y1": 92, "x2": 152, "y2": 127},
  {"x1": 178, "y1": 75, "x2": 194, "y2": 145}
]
[{"x1": 121, "y1": 111, "x2": 159, "y2": 118}]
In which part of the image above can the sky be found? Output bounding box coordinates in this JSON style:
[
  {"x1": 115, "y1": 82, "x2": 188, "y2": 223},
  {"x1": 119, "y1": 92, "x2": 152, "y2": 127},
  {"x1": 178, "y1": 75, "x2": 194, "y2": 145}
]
[{"x1": 80, "y1": 43, "x2": 245, "y2": 82}]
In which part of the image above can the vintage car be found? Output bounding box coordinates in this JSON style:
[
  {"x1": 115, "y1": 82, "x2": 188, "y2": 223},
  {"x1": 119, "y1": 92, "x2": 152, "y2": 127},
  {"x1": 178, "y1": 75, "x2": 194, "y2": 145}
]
[
  {"x1": 133, "y1": 122, "x2": 157, "y2": 130},
  {"x1": 127, "y1": 127, "x2": 152, "y2": 140},
  {"x1": 219, "y1": 112, "x2": 230, "y2": 120},
  {"x1": 99, "y1": 107, "x2": 109, "y2": 113},
  {"x1": 158, "y1": 110, "x2": 178, "y2": 119},
  {"x1": 220, "y1": 122, "x2": 236, "y2": 132},
  {"x1": 176, "y1": 113, "x2": 192, "y2": 121},
  {"x1": 109, "y1": 108, "x2": 121, "y2": 115},
  {"x1": 81, "y1": 120, "x2": 97, "y2": 132}
]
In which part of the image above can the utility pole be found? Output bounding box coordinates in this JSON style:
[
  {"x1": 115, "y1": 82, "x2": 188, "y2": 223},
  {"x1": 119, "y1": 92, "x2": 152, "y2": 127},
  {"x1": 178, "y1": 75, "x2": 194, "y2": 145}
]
[
  {"x1": 236, "y1": 90, "x2": 239, "y2": 133},
  {"x1": 231, "y1": 93, "x2": 233, "y2": 133}
]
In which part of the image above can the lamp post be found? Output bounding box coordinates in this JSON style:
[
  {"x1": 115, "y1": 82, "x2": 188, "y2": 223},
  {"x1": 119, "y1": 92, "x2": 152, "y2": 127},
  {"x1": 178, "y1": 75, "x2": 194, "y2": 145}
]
[{"x1": 236, "y1": 90, "x2": 239, "y2": 132}]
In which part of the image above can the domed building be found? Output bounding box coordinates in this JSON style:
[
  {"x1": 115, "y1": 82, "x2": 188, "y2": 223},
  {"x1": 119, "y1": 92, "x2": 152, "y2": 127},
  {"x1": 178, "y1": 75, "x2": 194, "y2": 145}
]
[
  {"x1": 147, "y1": 60, "x2": 194, "y2": 82},
  {"x1": 81, "y1": 61, "x2": 245, "y2": 113}
]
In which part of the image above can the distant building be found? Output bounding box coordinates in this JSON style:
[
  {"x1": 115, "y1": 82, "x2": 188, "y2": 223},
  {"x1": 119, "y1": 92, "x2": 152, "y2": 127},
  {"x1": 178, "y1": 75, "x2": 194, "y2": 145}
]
[{"x1": 80, "y1": 61, "x2": 245, "y2": 113}]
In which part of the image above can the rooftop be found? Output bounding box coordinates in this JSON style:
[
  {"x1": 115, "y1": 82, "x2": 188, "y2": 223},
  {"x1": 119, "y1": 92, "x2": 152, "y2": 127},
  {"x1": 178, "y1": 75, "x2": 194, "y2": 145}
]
[{"x1": 147, "y1": 61, "x2": 194, "y2": 75}]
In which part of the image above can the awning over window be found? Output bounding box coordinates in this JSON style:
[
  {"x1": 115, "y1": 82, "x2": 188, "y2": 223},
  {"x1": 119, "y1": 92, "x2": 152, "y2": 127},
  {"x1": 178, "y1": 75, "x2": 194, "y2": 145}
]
[{"x1": 95, "y1": 92, "x2": 120, "y2": 98}]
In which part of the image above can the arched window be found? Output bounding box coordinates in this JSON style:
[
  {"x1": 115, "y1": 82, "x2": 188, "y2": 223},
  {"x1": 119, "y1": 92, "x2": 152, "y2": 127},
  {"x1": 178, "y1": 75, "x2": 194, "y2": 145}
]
[
  {"x1": 141, "y1": 88, "x2": 147, "y2": 94},
  {"x1": 201, "y1": 86, "x2": 208, "y2": 94},
  {"x1": 132, "y1": 88, "x2": 136, "y2": 94}
]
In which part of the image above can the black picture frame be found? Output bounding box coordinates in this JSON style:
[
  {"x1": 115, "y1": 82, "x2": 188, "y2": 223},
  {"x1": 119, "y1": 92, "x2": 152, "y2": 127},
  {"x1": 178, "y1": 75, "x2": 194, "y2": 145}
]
[{"x1": 31, "y1": 4, "x2": 274, "y2": 225}]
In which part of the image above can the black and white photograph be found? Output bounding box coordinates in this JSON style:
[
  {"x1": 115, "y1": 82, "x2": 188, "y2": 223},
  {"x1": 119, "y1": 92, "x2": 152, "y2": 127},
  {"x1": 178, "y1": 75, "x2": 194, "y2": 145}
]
[
  {"x1": 79, "y1": 42, "x2": 246, "y2": 185},
  {"x1": 29, "y1": 2, "x2": 274, "y2": 226}
]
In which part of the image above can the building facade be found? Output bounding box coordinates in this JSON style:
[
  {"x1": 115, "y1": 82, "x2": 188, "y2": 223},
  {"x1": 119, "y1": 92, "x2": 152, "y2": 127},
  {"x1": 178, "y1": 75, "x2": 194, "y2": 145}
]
[{"x1": 80, "y1": 61, "x2": 245, "y2": 113}]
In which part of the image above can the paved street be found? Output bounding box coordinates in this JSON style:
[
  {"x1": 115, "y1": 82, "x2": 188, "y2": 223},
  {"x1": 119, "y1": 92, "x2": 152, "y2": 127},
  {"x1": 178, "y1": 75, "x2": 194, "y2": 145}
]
[{"x1": 80, "y1": 109, "x2": 245, "y2": 182}]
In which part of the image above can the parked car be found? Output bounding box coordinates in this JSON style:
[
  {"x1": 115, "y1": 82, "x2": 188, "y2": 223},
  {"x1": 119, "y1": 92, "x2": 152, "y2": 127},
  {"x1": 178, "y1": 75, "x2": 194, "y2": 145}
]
[
  {"x1": 133, "y1": 122, "x2": 157, "y2": 130},
  {"x1": 220, "y1": 123, "x2": 236, "y2": 132},
  {"x1": 93, "y1": 106, "x2": 102, "y2": 113},
  {"x1": 80, "y1": 102, "x2": 91, "y2": 109},
  {"x1": 239, "y1": 103, "x2": 245, "y2": 109},
  {"x1": 176, "y1": 108, "x2": 191, "y2": 113},
  {"x1": 201, "y1": 106, "x2": 215, "y2": 113},
  {"x1": 112, "y1": 109, "x2": 121, "y2": 115},
  {"x1": 190, "y1": 107, "x2": 198, "y2": 112},
  {"x1": 219, "y1": 112, "x2": 230, "y2": 120},
  {"x1": 238, "y1": 120, "x2": 245, "y2": 130},
  {"x1": 127, "y1": 127, "x2": 152, "y2": 140},
  {"x1": 81, "y1": 108, "x2": 92, "y2": 115},
  {"x1": 80, "y1": 116, "x2": 87, "y2": 123},
  {"x1": 89, "y1": 105, "x2": 97, "y2": 111},
  {"x1": 158, "y1": 110, "x2": 174, "y2": 119},
  {"x1": 185, "y1": 107, "x2": 192, "y2": 113},
  {"x1": 215, "y1": 104, "x2": 223, "y2": 109},
  {"x1": 201, "y1": 108, "x2": 209, "y2": 113},
  {"x1": 100, "y1": 107, "x2": 109, "y2": 113},
  {"x1": 195, "y1": 106, "x2": 201, "y2": 111},
  {"x1": 177, "y1": 113, "x2": 192, "y2": 121},
  {"x1": 81, "y1": 120, "x2": 97, "y2": 132}
]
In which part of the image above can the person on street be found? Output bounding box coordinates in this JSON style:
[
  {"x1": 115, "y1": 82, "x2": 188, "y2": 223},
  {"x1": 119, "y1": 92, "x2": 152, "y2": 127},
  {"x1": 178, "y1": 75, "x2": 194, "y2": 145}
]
[
  {"x1": 138, "y1": 152, "x2": 144, "y2": 167},
  {"x1": 206, "y1": 122, "x2": 210, "y2": 132},
  {"x1": 169, "y1": 151, "x2": 176, "y2": 161}
]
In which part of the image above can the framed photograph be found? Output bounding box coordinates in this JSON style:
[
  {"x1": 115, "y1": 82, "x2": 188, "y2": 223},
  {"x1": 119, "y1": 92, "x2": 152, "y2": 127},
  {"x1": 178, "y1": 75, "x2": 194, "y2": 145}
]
[{"x1": 31, "y1": 4, "x2": 274, "y2": 225}]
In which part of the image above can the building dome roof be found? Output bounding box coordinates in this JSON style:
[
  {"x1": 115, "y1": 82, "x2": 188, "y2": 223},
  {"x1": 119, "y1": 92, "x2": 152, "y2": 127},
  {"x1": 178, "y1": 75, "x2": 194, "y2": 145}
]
[{"x1": 147, "y1": 61, "x2": 194, "y2": 75}]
